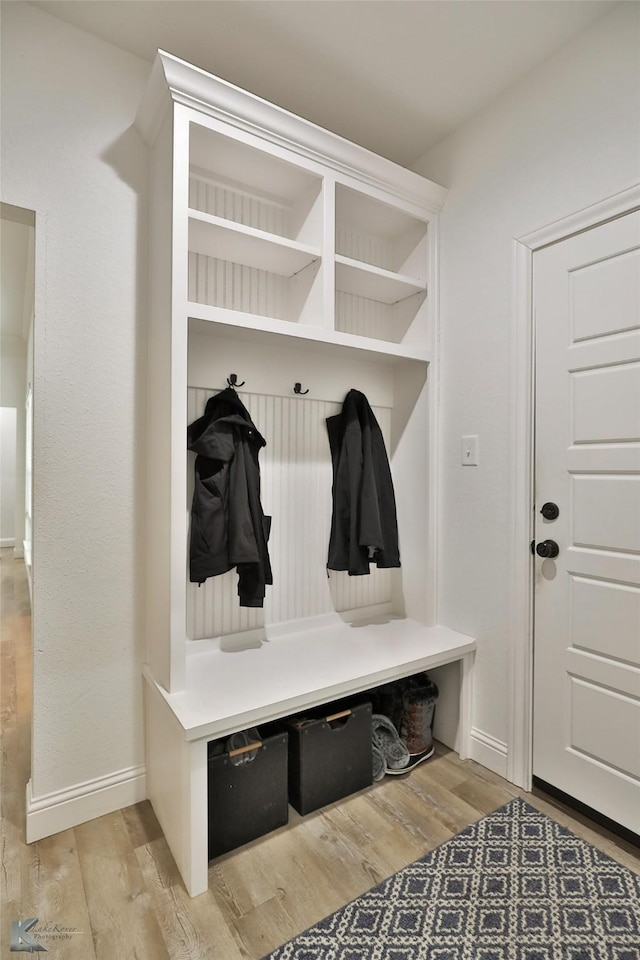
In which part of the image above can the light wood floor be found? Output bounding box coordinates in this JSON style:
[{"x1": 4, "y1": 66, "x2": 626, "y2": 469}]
[{"x1": 1, "y1": 549, "x2": 638, "y2": 959}]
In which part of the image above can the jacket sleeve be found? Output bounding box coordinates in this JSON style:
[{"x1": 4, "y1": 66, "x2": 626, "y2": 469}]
[{"x1": 355, "y1": 417, "x2": 384, "y2": 551}]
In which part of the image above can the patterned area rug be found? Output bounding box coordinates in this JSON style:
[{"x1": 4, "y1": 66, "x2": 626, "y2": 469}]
[{"x1": 261, "y1": 797, "x2": 640, "y2": 960}]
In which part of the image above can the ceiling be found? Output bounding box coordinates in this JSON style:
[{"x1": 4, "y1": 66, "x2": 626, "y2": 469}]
[{"x1": 30, "y1": 0, "x2": 615, "y2": 168}]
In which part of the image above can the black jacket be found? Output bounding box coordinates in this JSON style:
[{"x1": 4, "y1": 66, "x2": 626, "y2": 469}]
[
  {"x1": 187, "y1": 388, "x2": 272, "y2": 607},
  {"x1": 326, "y1": 389, "x2": 400, "y2": 576}
]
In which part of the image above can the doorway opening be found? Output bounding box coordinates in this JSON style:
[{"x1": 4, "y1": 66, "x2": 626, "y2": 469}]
[
  {"x1": 1, "y1": 202, "x2": 34, "y2": 573},
  {"x1": 1, "y1": 201, "x2": 36, "y2": 831}
]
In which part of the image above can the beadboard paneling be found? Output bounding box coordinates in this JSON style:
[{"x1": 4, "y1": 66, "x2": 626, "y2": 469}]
[
  {"x1": 189, "y1": 174, "x2": 287, "y2": 236},
  {"x1": 188, "y1": 251, "x2": 289, "y2": 320},
  {"x1": 186, "y1": 387, "x2": 392, "y2": 642},
  {"x1": 335, "y1": 290, "x2": 400, "y2": 343},
  {"x1": 336, "y1": 223, "x2": 392, "y2": 271}
]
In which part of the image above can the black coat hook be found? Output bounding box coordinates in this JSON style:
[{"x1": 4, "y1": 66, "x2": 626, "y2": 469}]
[
  {"x1": 293, "y1": 382, "x2": 309, "y2": 395},
  {"x1": 227, "y1": 374, "x2": 245, "y2": 389}
]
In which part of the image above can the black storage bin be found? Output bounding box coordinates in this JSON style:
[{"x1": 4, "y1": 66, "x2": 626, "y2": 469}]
[
  {"x1": 207, "y1": 725, "x2": 289, "y2": 860},
  {"x1": 286, "y1": 701, "x2": 373, "y2": 815}
]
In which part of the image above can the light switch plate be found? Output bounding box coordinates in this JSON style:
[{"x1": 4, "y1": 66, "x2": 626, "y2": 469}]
[{"x1": 462, "y1": 435, "x2": 478, "y2": 466}]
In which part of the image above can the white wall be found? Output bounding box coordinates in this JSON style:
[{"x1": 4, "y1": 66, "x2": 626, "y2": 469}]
[
  {"x1": 1, "y1": 2, "x2": 150, "y2": 828},
  {"x1": 414, "y1": 1, "x2": 640, "y2": 770}
]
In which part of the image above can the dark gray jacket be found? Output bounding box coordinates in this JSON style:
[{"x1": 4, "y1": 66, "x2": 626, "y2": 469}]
[
  {"x1": 187, "y1": 388, "x2": 272, "y2": 607},
  {"x1": 326, "y1": 389, "x2": 400, "y2": 576}
]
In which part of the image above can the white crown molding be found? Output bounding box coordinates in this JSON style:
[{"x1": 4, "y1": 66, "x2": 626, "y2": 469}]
[
  {"x1": 26, "y1": 765, "x2": 146, "y2": 842},
  {"x1": 520, "y1": 182, "x2": 640, "y2": 252},
  {"x1": 135, "y1": 50, "x2": 448, "y2": 215}
]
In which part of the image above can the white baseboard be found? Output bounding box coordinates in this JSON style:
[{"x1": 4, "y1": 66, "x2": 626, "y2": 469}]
[
  {"x1": 26, "y1": 764, "x2": 146, "y2": 843},
  {"x1": 468, "y1": 727, "x2": 508, "y2": 778}
]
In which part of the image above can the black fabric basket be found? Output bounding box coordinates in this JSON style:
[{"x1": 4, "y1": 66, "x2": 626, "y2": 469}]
[
  {"x1": 286, "y1": 701, "x2": 373, "y2": 815},
  {"x1": 207, "y1": 727, "x2": 289, "y2": 860}
]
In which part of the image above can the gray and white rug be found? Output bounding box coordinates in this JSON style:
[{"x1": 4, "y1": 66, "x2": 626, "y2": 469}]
[{"x1": 261, "y1": 797, "x2": 640, "y2": 959}]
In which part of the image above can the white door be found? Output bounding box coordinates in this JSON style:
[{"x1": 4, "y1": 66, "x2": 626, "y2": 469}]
[{"x1": 533, "y1": 209, "x2": 640, "y2": 835}]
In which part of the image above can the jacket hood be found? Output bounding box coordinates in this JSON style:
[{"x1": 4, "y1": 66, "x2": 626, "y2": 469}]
[
  {"x1": 188, "y1": 412, "x2": 265, "y2": 457},
  {"x1": 188, "y1": 388, "x2": 266, "y2": 457}
]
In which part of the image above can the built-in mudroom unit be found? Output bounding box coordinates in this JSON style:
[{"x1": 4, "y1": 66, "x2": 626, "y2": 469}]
[{"x1": 135, "y1": 50, "x2": 476, "y2": 897}]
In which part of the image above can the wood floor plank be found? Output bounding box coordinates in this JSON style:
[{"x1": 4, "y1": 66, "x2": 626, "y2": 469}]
[
  {"x1": 451, "y1": 771, "x2": 516, "y2": 814},
  {"x1": 75, "y1": 811, "x2": 168, "y2": 960},
  {"x1": 121, "y1": 799, "x2": 164, "y2": 850},
  {"x1": 233, "y1": 891, "x2": 300, "y2": 960},
  {"x1": 321, "y1": 784, "x2": 447, "y2": 877},
  {"x1": 19, "y1": 829, "x2": 98, "y2": 959},
  {"x1": 293, "y1": 804, "x2": 387, "y2": 900},
  {"x1": 1, "y1": 817, "x2": 23, "y2": 958},
  {"x1": 136, "y1": 837, "x2": 248, "y2": 960},
  {"x1": 209, "y1": 815, "x2": 304, "y2": 918}
]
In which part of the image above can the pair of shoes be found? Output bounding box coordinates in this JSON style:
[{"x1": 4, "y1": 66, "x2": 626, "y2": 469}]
[
  {"x1": 372, "y1": 743, "x2": 386, "y2": 782},
  {"x1": 372, "y1": 714, "x2": 410, "y2": 775},
  {"x1": 385, "y1": 742, "x2": 435, "y2": 775},
  {"x1": 399, "y1": 675, "x2": 439, "y2": 755}
]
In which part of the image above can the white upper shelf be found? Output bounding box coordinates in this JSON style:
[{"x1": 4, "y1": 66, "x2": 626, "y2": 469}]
[
  {"x1": 335, "y1": 255, "x2": 427, "y2": 304},
  {"x1": 189, "y1": 211, "x2": 321, "y2": 277},
  {"x1": 187, "y1": 308, "x2": 431, "y2": 364}
]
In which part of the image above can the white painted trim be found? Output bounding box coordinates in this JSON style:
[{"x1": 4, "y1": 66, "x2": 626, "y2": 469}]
[
  {"x1": 469, "y1": 727, "x2": 508, "y2": 779},
  {"x1": 520, "y1": 183, "x2": 640, "y2": 251},
  {"x1": 457, "y1": 651, "x2": 475, "y2": 761},
  {"x1": 25, "y1": 765, "x2": 146, "y2": 843},
  {"x1": 508, "y1": 182, "x2": 640, "y2": 792},
  {"x1": 506, "y1": 240, "x2": 535, "y2": 790},
  {"x1": 13, "y1": 543, "x2": 24, "y2": 559},
  {"x1": 429, "y1": 215, "x2": 442, "y2": 628},
  {"x1": 0, "y1": 537, "x2": 16, "y2": 548}
]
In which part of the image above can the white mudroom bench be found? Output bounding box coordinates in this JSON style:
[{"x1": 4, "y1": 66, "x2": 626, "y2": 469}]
[{"x1": 144, "y1": 616, "x2": 476, "y2": 897}]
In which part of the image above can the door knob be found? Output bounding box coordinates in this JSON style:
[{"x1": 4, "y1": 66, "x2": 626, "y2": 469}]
[
  {"x1": 540, "y1": 502, "x2": 559, "y2": 520},
  {"x1": 536, "y1": 539, "x2": 559, "y2": 559}
]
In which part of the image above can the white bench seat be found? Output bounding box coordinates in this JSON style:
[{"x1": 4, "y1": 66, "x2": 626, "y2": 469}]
[
  {"x1": 143, "y1": 617, "x2": 476, "y2": 897},
  {"x1": 146, "y1": 617, "x2": 476, "y2": 742}
]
